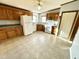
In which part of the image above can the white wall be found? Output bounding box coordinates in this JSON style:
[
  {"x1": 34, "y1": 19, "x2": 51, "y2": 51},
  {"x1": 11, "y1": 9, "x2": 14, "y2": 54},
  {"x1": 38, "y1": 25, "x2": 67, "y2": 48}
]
[
  {"x1": 59, "y1": 0, "x2": 79, "y2": 59},
  {"x1": 70, "y1": 28, "x2": 79, "y2": 59},
  {"x1": 33, "y1": 13, "x2": 38, "y2": 23},
  {"x1": 59, "y1": 0, "x2": 79, "y2": 37}
]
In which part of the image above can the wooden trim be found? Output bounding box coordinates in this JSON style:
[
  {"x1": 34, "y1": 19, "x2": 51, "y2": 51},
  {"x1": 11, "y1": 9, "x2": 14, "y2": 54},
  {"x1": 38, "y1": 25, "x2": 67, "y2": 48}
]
[
  {"x1": 0, "y1": 3, "x2": 30, "y2": 12},
  {"x1": 61, "y1": 0, "x2": 77, "y2": 6},
  {"x1": 62, "y1": 10, "x2": 79, "y2": 13},
  {"x1": 47, "y1": 8, "x2": 60, "y2": 12},
  {"x1": 57, "y1": 10, "x2": 79, "y2": 39},
  {"x1": 41, "y1": 7, "x2": 60, "y2": 14},
  {"x1": 68, "y1": 11, "x2": 78, "y2": 39},
  {"x1": 57, "y1": 12, "x2": 63, "y2": 36},
  {"x1": 70, "y1": 12, "x2": 79, "y2": 41}
]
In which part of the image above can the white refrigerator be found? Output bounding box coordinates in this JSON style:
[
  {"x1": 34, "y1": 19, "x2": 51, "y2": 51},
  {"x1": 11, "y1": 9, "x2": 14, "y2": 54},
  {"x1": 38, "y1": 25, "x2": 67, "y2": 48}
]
[{"x1": 21, "y1": 15, "x2": 36, "y2": 35}]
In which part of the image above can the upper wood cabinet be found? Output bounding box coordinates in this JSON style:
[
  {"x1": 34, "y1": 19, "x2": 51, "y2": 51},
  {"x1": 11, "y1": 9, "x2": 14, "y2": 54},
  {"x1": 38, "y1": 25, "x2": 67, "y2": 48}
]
[
  {"x1": 0, "y1": 6, "x2": 20, "y2": 20},
  {"x1": 12, "y1": 9, "x2": 20, "y2": 20},
  {"x1": 47, "y1": 13, "x2": 59, "y2": 21},
  {"x1": 0, "y1": 7, "x2": 7, "y2": 20},
  {"x1": 0, "y1": 4, "x2": 32, "y2": 20},
  {"x1": 7, "y1": 8, "x2": 14, "y2": 20}
]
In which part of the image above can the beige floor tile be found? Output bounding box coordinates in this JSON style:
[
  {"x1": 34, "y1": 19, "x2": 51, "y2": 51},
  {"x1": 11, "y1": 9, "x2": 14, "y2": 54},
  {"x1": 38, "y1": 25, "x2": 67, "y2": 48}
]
[{"x1": 0, "y1": 32, "x2": 71, "y2": 59}]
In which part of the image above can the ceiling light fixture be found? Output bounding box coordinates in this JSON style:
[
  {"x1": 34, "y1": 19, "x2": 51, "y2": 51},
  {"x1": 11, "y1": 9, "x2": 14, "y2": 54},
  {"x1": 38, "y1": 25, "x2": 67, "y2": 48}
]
[
  {"x1": 38, "y1": 4, "x2": 41, "y2": 10},
  {"x1": 37, "y1": 0, "x2": 42, "y2": 10}
]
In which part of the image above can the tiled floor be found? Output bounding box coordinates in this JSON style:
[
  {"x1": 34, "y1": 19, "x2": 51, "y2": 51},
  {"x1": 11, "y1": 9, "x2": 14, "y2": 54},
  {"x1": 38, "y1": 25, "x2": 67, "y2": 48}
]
[{"x1": 0, "y1": 32, "x2": 72, "y2": 59}]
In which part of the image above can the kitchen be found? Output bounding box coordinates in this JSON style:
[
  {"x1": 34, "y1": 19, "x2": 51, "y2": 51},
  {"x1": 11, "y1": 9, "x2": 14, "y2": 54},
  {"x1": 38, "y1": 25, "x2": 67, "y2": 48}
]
[{"x1": 36, "y1": 8, "x2": 60, "y2": 35}]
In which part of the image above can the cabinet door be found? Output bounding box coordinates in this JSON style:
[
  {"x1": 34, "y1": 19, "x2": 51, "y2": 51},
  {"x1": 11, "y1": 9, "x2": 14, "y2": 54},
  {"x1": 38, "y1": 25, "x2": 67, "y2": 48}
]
[
  {"x1": 7, "y1": 8, "x2": 14, "y2": 20},
  {"x1": 7, "y1": 30, "x2": 17, "y2": 38},
  {"x1": 0, "y1": 31, "x2": 7, "y2": 42},
  {"x1": 0, "y1": 7, "x2": 7, "y2": 20},
  {"x1": 0, "y1": 7, "x2": 3, "y2": 19},
  {"x1": 12, "y1": 10, "x2": 20, "y2": 20},
  {"x1": 15, "y1": 27, "x2": 23, "y2": 36},
  {"x1": 0, "y1": 8, "x2": 3, "y2": 19},
  {"x1": 5, "y1": 28, "x2": 17, "y2": 38},
  {"x1": 2, "y1": 8, "x2": 7, "y2": 19},
  {"x1": 37, "y1": 24, "x2": 45, "y2": 32}
]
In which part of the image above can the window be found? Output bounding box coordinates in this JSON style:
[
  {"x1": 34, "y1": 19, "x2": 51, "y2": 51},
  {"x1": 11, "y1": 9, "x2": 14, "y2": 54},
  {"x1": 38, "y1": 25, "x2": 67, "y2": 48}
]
[
  {"x1": 33, "y1": 16, "x2": 37, "y2": 22},
  {"x1": 41, "y1": 16, "x2": 46, "y2": 22},
  {"x1": 33, "y1": 13, "x2": 38, "y2": 23}
]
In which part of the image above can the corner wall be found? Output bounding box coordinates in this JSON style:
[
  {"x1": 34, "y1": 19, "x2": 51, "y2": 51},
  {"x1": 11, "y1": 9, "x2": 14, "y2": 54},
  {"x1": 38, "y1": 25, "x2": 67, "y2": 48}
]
[
  {"x1": 70, "y1": 28, "x2": 79, "y2": 59},
  {"x1": 59, "y1": 1, "x2": 79, "y2": 59}
]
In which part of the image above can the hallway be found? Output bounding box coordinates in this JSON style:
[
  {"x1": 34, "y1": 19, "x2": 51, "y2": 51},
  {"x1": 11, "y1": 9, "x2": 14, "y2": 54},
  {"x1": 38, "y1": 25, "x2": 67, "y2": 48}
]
[{"x1": 0, "y1": 32, "x2": 71, "y2": 59}]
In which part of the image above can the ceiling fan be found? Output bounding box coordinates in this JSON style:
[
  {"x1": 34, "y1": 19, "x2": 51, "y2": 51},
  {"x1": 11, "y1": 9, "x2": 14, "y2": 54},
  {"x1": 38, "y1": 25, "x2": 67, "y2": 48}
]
[
  {"x1": 37, "y1": 0, "x2": 42, "y2": 10},
  {"x1": 32, "y1": 0, "x2": 46, "y2": 10},
  {"x1": 34, "y1": 0, "x2": 43, "y2": 5}
]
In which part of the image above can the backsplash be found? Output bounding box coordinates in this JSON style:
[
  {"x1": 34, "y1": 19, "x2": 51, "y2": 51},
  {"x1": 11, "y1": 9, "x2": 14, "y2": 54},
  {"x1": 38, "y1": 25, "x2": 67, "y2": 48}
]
[{"x1": 0, "y1": 20, "x2": 20, "y2": 25}]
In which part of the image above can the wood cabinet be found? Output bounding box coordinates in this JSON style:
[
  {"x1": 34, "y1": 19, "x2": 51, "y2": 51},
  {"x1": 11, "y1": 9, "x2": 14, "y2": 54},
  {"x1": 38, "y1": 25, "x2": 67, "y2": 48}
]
[
  {"x1": 0, "y1": 6, "x2": 19, "y2": 20},
  {"x1": 0, "y1": 26, "x2": 23, "y2": 43},
  {"x1": 15, "y1": 27, "x2": 23, "y2": 36},
  {"x1": 47, "y1": 13, "x2": 59, "y2": 20},
  {"x1": 0, "y1": 31, "x2": 7, "y2": 43},
  {"x1": 51, "y1": 26, "x2": 57, "y2": 35},
  {"x1": 7, "y1": 30, "x2": 17, "y2": 38},
  {"x1": 36, "y1": 24, "x2": 45, "y2": 32},
  {"x1": 1, "y1": 7, "x2": 21, "y2": 20},
  {"x1": 0, "y1": 4, "x2": 32, "y2": 20},
  {"x1": 0, "y1": 7, "x2": 8, "y2": 20},
  {"x1": 7, "y1": 8, "x2": 14, "y2": 20}
]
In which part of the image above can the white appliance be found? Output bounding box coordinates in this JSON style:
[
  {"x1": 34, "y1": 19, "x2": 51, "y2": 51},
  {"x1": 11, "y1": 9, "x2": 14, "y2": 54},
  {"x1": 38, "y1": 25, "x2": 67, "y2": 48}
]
[{"x1": 21, "y1": 15, "x2": 36, "y2": 35}]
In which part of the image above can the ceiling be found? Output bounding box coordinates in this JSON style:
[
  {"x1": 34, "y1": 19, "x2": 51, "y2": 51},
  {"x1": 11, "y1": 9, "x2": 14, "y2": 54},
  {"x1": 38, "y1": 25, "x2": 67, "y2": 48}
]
[{"x1": 0, "y1": 0, "x2": 73, "y2": 13}]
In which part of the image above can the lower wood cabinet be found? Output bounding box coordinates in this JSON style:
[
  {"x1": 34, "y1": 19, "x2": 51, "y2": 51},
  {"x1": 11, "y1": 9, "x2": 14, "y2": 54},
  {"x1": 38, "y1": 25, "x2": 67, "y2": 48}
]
[
  {"x1": 36, "y1": 24, "x2": 45, "y2": 32},
  {"x1": 51, "y1": 26, "x2": 57, "y2": 35},
  {"x1": 7, "y1": 30, "x2": 17, "y2": 38},
  {"x1": 0, "y1": 31, "x2": 7, "y2": 43},
  {"x1": 0, "y1": 26, "x2": 23, "y2": 43},
  {"x1": 15, "y1": 27, "x2": 23, "y2": 36}
]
